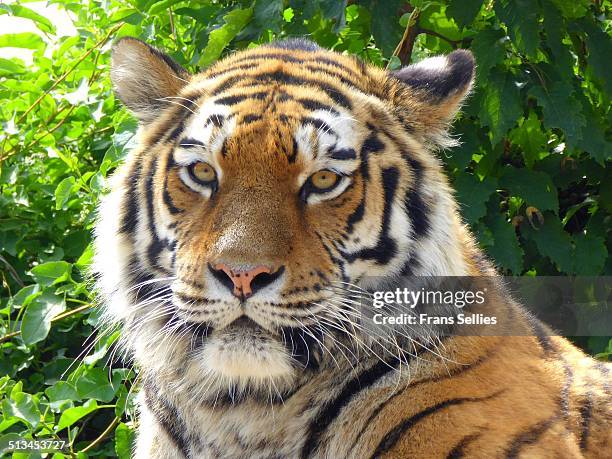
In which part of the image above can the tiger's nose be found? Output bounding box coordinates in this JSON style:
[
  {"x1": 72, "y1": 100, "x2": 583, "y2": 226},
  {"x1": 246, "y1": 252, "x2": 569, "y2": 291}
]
[{"x1": 208, "y1": 263, "x2": 285, "y2": 299}]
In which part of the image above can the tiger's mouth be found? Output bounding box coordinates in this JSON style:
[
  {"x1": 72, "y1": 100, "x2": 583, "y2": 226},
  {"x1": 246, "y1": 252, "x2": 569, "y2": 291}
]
[{"x1": 167, "y1": 291, "x2": 348, "y2": 386}]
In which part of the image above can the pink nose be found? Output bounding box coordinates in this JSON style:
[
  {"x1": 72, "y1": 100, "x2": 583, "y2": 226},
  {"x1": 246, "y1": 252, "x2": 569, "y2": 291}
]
[{"x1": 211, "y1": 263, "x2": 274, "y2": 298}]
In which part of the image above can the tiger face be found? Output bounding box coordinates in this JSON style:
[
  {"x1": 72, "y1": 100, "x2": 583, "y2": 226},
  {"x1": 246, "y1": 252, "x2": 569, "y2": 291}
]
[{"x1": 95, "y1": 38, "x2": 475, "y2": 401}]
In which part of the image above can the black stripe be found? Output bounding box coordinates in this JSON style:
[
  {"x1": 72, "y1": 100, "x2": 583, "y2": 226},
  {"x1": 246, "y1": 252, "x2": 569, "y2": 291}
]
[
  {"x1": 371, "y1": 391, "x2": 503, "y2": 458},
  {"x1": 300, "y1": 358, "x2": 401, "y2": 458},
  {"x1": 296, "y1": 98, "x2": 340, "y2": 115},
  {"x1": 215, "y1": 91, "x2": 268, "y2": 105},
  {"x1": 128, "y1": 263, "x2": 165, "y2": 304},
  {"x1": 220, "y1": 138, "x2": 229, "y2": 157},
  {"x1": 167, "y1": 121, "x2": 186, "y2": 142},
  {"x1": 403, "y1": 156, "x2": 430, "y2": 239},
  {"x1": 144, "y1": 382, "x2": 190, "y2": 457},
  {"x1": 344, "y1": 132, "x2": 383, "y2": 234},
  {"x1": 504, "y1": 416, "x2": 557, "y2": 458},
  {"x1": 579, "y1": 393, "x2": 593, "y2": 450},
  {"x1": 215, "y1": 94, "x2": 247, "y2": 105},
  {"x1": 174, "y1": 291, "x2": 217, "y2": 307},
  {"x1": 147, "y1": 96, "x2": 200, "y2": 146},
  {"x1": 288, "y1": 137, "x2": 299, "y2": 163},
  {"x1": 204, "y1": 114, "x2": 225, "y2": 127},
  {"x1": 343, "y1": 167, "x2": 399, "y2": 264},
  {"x1": 302, "y1": 64, "x2": 360, "y2": 88},
  {"x1": 346, "y1": 194, "x2": 365, "y2": 234},
  {"x1": 206, "y1": 62, "x2": 258, "y2": 78},
  {"x1": 281, "y1": 325, "x2": 323, "y2": 370},
  {"x1": 361, "y1": 133, "x2": 385, "y2": 178},
  {"x1": 120, "y1": 161, "x2": 141, "y2": 234},
  {"x1": 352, "y1": 345, "x2": 498, "y2": 454},
  {"x1": 241, "y1": 114, "x2": 263, "y2": 124},
  {"x1": 399, "y1": 251, "x2": 420, "y2": 276},
  {"x1": 145, "y1": 157, "x2": 170, "y2": 272},
  {"x1": 163, "y1": 154, "x2": 181, "y2": 215},
  {"x1": 315, "y1": 230, "x2": 349, "y2": 283},
  {"x1": 179, "y1": 138, "x2": 204, "y2": 148},
  {"x1": 329, "y1": 147, "x2": 356, "y2": 160},
  {"x1": 207, "y1": 59, "x2": 362, "y2": 91},
  {"x1": 227, "y1": 52, "x2": 363, "y2": 80},
  {"x1": 446, "y1": 432, "x2": 481, "y2": 458},
  {"x1": 212, "y1": 71, "x2": 352, "y2": 109},
  {"x1": 526, "y1": 314, "x2": 554, "y2": 354},
  {"x1": 302, "y1": 117, "x2": 335, "y2": 135}
]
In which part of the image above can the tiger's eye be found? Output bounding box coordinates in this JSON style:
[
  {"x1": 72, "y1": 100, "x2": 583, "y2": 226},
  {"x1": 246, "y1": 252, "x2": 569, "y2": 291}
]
[
  {"x1": 310, "y1": 170, "x2": 339, "y2": 190},
  {"x1": 190, "y1": 162, "x2": 216, "y2": 183}
]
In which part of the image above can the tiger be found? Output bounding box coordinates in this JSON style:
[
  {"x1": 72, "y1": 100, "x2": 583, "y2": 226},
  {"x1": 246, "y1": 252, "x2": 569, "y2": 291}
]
[{"x1": 93, "y1": 37, "x2": 611, "y2": 458}]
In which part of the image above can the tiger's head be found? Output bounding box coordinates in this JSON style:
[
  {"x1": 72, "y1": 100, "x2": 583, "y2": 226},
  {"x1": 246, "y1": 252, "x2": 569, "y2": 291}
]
[{"x1": 94, "y1": 38, "x2": 478, "y2": 402}]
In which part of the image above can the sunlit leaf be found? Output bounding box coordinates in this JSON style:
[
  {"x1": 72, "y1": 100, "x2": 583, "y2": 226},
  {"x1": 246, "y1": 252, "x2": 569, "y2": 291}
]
[{"x1": 0, "y1": 32, "x2": 45, "y2": 50}]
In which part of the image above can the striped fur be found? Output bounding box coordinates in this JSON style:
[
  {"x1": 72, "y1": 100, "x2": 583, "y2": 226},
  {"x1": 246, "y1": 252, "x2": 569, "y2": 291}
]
[{"x1": 94, "y1": 38, "x2": 611, "y2": 458}]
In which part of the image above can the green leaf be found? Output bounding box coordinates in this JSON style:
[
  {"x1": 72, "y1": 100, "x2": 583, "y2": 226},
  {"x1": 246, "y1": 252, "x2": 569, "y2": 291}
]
[
  {"x1": 447, "y1": 0, "x2": 483, "y2": 28},
  {"x1": 55, "y1": 176, "x2": 77, "y2": 210},
  {"x1": 148, "y1": 0, "x2": 185, "y2": 15},
  {"x1": 575, "y1": 99, "x2": 612, "y2": 166},
  {"x1": 0, "y1": 434, "x2": 25, "y2": 456},
  {"x1": 0, "y1": 57, "x2": 25, "y2": 75},
  {"x1": 495, "y1": 0, "x2": 540, "y2": 58},
  {"x1": 573, "y1": 234, "x2": 607, "y2": 275},
  {"x1": 319, "y1": 0, "x2": 347, "y2": 32},
  {"x1": 572, "y1": 19, "x2": 612, "y2": 96},
  {"x1": 499, "y1": 166, "x2": 558, "y2": 213},
  {"x1": 370, "y1": 0, "x2": 403, "y2": 57},
  {"x1": 3, "y1": 391, "x2": 41, "y2": 428},
  {"x1": 470, "y1": 29, "x2": 506, "y2": 81},
  {"x1": 198, "y1": 8, "x2": 253, "y2": 68},
  {"x1": 486, "y1": 214, "x2": 523, "y2": 273},
  {"x1": 479, "y1": 69, "x2": 522, "y2": 145},
  {"x1": 526, "y1": 213, "x2": 574, "y2": 273},
  {"x1": 11, "y1": 284, "x2": 40, "y2": 308},
  {"x1": 254, "y1": 0, "x2": 284, "y2": 33},
  {"x1": 0, "y1": 32, "x2": 45, "y2": 50},
  {"x1": 548, "y1": 0, "x2": 588, "y2": 19},
  {"x1": 20, "y1": 292, "x2": 66, "y2": 345},
  {"x1": 115, "y1": 422, "x2": 136, "y2": 459},
  {"x1": 454, "y1": 173, "x2": 498, "y2": 224},
  {"x1": 529, "y1": 81, "x2": 585, "y2": 147},
  {"x1": 541, "y1": 2, "x2": 573, "y2": 71},
  {"x1": 0, "y1": 5, "x2": 56, "y2": 34},
  {"x1": 76, "y1": 368, "x2": 117, "y2": 402},
  {"x1": 56, "y1": 400, "x2": 98, "y2": 432},
  {"x1": 76, "y1": 244, "x2": 94, "y2": 270},
  {"x1": 30, "y1": 261, "x2": 72, "y2": 287},
  {"x1": 45, "y1": 381, "x2": 79, "y2": 403},
  {"x1": 508, "y1": 112, "x2": 547, "y2": 168}
]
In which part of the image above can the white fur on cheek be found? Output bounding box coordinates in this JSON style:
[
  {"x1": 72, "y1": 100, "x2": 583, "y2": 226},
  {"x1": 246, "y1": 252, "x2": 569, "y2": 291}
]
[{"x1": 92, "y1": 170, "x2": 135, "y2": 322}]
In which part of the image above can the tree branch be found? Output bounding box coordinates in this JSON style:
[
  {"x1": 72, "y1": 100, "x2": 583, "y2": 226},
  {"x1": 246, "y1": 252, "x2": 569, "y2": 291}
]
[
  {"x1": 418, "y1": 27, "x2": 461, "y2": 48},
  {"x1": 390, "y1": 7, "x2": 421, "y2": 66},
  {"x1": 81, "y1": 416, "x2": 120, "y2": 453}
]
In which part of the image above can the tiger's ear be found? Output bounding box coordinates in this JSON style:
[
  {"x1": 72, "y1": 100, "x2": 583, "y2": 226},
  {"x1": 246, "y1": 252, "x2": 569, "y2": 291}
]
[
  {"x1": 110, "y1": 37, "x2": 190, "y2": 123},
  {"x1": 388, "y1": 50, "x2": 475, "y2": 147}
]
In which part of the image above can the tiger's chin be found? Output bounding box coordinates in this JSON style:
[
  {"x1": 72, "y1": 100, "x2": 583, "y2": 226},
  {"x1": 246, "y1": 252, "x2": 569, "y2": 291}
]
[{"x1": 197, "y1": 317, "x2": 298, "y2": 394}]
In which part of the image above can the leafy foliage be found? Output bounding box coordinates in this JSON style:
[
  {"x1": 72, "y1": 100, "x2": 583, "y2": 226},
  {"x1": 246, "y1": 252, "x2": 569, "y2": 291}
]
[{"x1": 0, "y1": 0, "x2": 610, "y2": 456}]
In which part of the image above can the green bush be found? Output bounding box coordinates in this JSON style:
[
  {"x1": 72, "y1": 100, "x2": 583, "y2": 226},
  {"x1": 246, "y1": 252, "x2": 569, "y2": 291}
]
[{"x1": 0, "y1": 0, "x2": 610, "y2": 456}]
